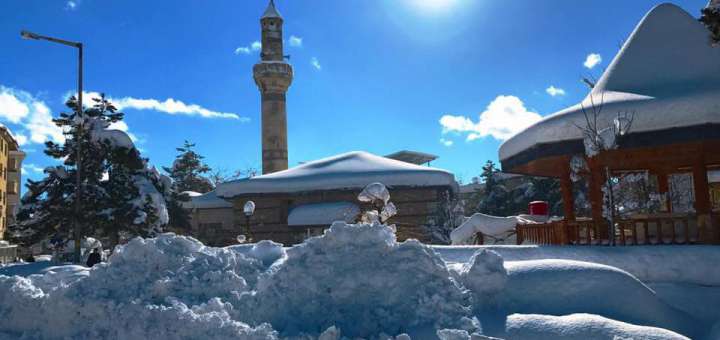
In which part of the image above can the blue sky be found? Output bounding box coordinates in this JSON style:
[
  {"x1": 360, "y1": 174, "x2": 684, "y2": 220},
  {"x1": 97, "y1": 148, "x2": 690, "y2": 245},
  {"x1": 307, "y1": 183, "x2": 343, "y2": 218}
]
[{"x1": 0, "y1": 0, "x2": 709, "y2": 185}]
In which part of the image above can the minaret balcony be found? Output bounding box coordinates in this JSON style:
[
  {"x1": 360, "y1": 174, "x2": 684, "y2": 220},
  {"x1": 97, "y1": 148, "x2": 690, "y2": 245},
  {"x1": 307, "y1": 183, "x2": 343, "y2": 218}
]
[{"x1": 253, "y1": 62, "x2": 294, "y2": 93}]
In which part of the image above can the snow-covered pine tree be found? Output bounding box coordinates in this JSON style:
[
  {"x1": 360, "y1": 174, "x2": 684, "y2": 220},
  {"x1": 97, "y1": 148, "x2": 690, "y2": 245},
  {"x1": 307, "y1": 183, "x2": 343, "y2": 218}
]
[
  {"x1": 10, "y1": 95, "x2": 170, "y2": 250},
  {"x1": 701, "y1": 0, "x2": 720, "y2": 44}
]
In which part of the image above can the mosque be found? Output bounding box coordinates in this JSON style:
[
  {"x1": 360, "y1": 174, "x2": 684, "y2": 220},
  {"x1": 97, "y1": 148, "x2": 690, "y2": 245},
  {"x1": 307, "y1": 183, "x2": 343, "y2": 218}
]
[{"x1": 184, "y1": 0, "x2": 457, "y2": 246}]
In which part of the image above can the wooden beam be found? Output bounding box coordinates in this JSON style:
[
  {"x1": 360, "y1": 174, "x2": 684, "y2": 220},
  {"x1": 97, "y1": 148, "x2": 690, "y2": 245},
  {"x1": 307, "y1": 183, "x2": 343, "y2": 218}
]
[
  {"x1": 656, "y1": 172, "x2": 671, "y2": 213},
  {"x1": 693, "y1": 161, "x2": 711, "y2": 214},
  {"x1": 587, "y1": 158, "x2": 607, "y2": 240}
]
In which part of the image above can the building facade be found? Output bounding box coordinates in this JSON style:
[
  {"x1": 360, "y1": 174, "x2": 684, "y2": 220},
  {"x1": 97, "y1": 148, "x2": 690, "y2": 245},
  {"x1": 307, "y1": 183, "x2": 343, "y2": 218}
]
[{"x1": 0, "y1": 126, "x2": 25, "y2": 240}]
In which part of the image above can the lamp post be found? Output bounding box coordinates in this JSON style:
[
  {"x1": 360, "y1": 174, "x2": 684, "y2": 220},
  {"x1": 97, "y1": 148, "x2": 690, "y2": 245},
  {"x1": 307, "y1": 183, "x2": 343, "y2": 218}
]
[
  {"x1": 21, "y1": 30, "x2": 84, "y2": 263},
  {"x1": 243, "y1": 201, "x2": 256, "y2": 242}
]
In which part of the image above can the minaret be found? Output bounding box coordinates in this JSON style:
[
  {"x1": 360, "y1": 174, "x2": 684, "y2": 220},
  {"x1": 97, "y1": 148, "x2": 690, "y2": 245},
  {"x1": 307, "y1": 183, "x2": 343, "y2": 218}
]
[{"x1": 253, "y1": 0, "x2": 293, "y2": 174}]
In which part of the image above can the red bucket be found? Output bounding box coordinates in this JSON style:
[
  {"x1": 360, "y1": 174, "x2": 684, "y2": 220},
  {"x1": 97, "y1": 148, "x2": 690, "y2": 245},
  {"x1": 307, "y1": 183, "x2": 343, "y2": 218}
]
[{"x1": 529, "y1": 201, "x2": 549, "y2": 216}]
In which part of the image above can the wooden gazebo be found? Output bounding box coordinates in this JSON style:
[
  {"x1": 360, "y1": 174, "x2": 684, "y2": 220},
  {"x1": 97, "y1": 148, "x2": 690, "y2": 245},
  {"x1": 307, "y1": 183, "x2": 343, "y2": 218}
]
[{"x1": 500, "y1": 4, "x2": 720, "y2": 245}]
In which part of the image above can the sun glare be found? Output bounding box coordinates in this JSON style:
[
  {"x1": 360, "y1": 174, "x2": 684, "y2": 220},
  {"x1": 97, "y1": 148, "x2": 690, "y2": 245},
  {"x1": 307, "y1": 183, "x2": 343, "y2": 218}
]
[{"x1": 409, "y1": 0, "x2": 459, "y2": 13}]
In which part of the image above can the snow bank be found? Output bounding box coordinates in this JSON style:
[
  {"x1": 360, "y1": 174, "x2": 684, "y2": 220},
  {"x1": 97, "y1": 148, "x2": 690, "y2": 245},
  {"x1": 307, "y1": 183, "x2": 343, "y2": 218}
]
[
  {"x1": 241, "y1": 222, "x2": 474, "y2": 338},
  {"x1": 503, "y1": 313, "x2": 689, "y2": 340},
  {"x1": 433, "y1": 245, "x2": 720, "y2": 286},
  {"x1": 499, "y1": 259, "x2": 697, "y2": 337}
]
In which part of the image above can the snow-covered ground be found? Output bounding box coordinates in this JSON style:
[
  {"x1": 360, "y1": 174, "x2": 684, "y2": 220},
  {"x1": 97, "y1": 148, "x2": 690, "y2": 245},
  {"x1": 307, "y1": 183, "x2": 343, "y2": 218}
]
[{"x1": 1, "y1": 222, "x2": 716, "y2": 339}]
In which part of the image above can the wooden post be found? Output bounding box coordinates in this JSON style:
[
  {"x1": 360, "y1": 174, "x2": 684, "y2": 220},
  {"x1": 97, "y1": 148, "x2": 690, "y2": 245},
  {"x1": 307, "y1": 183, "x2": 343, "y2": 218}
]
[
  {"x1": 560, "y1": 166, "x2": 576, "y2": 222},
  {"x1": 693, "y1": 160, "x2": 713, "y2": 243},
  {"x1": 588, "y1": 158, "x2": 608, "y2": 241},
  {"x1": 656, "y1": 172, "x2": 671, "y2": 212}
]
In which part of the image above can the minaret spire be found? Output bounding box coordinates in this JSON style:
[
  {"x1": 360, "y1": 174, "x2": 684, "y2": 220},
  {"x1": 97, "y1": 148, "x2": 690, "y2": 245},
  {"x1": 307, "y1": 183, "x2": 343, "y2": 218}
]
[
  {"x1": 262, "y1": 0, "x2": 282, "y2": 19},
  {"x1": 254, "y1": 0, "x2": 293, "y2": 174}
]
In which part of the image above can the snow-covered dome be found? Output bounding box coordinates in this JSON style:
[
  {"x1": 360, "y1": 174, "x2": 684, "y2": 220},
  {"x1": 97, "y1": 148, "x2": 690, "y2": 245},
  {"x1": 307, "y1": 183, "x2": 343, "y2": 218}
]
[
  {"x1": 499, "y1": 3, "x2": 720, "y2": 170},
  {"x1": 216, "y1": 151, "x2": 458, "y2": 197}
]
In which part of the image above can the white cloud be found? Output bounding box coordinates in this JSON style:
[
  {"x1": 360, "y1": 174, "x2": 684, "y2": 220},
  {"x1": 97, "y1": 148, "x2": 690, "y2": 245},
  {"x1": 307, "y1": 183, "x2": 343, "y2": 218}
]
[
  {"x1": 289, "y1": 35, "x2": 303, "y2": 47},
  {"x1": 439, "y1": 138, "x2": 453, "y2": 147},
  {"x1": 22, "y1": 163, "x2": 45, "y2": 174},
  {"x1": 64, "y1": 91, "x2": 245, "y2": 121},
  {"x1": 310, "y1": 57, "x2": 322, "y2": 70},
  {"x1": 440, "y1": 95, "x2": 542, "y2": 141},
  {"x1": 12, "y1": 133, "x2": 28, "y2": 146},
  {"x1": 111, "y1": 96, "x2": 246, "y2": 120},
  {"x1": 545, "y1": 85, "x2": 566, "y2": 97},
  {"x1": 234, "y1": 47, "x2": 251, "y2": 55},
  {"x1": 584, "y1": 53, "x2": 602, "y2": 69},
  {"x1": 65, "y1": 1, "x2": 77, "y2": 10},
  {"x1": 0, "y1": 86, "x2": 32, "y2": 123},
  {"x1": 0, "y1": 86, "x2": 65, "y2": 145},
  {"x1": 234, "y1": 41, "x2": 262, "y2": 55}
]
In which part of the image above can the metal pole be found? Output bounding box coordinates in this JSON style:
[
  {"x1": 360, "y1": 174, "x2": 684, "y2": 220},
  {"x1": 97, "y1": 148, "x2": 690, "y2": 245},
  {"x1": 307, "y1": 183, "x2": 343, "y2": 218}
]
[
  {"x1": 245, "y1": 216, "x2": 251, "y2": 242},
  {"x1": 73, "y1": 44, "x2": 83, "y2": 263}
]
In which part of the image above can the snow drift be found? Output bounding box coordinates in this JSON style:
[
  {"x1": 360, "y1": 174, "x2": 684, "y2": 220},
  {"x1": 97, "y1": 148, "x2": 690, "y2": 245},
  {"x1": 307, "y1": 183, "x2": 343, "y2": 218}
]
[
  {"x1": 499, "y1": 259, "x2": 698, "y2": 338},
  {"x1": 0, "y1": 223, "x2": 711, "y2": 339}
]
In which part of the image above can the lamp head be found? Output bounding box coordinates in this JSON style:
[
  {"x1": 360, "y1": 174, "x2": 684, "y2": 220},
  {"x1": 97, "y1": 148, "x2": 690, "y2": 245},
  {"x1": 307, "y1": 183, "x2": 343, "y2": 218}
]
[
  {"x1": 243, "y1": 201, "x2": 256, "y2": 217},
  {"x1": 20, "y1": 30, "x2": 39, "y2": 40}
]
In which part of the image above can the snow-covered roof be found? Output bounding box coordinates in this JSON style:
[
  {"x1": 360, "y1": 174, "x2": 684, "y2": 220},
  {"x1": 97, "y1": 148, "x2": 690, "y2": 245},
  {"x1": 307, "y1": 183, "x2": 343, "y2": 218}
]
[
  {"x1": 287, "y1": 202, "x2": 360, "y2": 226},
  {"x1": 183, "y1": 190, "x2": 233, "y2": 209},
  {"x1": 261, "y1": 0, "x2": 282, "y2": 20},
  {"x1": 216, "y1": 151, "x2": 458, "y2": 197},
  {"x1": 499, "y1": 3, "x2": 720, "y2": 165}
]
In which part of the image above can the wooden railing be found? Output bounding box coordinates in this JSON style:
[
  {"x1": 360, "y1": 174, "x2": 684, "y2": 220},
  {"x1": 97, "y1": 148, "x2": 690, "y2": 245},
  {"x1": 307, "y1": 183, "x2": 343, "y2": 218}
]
[
  {"x1": 517, "y1": 213, "x2": 718, "y2": 245},
  {"x1": 0, "y1": 245, "x2": 17, "y2": 264},
  {"x1": 516, "y1": 220, "x2": 568, "y2": 245}
]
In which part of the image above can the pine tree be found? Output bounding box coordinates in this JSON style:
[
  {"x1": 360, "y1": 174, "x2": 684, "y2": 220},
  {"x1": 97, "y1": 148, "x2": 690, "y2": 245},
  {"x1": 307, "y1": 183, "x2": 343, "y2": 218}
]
[
  {"x1": 475, "y1": 160, "x2": 511, "y2": 216},
  {"x1": 9, "y1": 95, "x2": 170, "y2": 250},
  {"x1": 163, "y1": 141, "x2": 213, "y2": 193},
  {"x1": 162, "y1": 141, "x2": 214, "y2": 233}
]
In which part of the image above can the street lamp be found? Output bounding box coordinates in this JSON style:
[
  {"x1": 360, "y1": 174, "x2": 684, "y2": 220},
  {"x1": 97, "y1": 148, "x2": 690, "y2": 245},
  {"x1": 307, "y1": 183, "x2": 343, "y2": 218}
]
[
  {"x1": 21, "y1": 30, "x2": 84, "y2": 264},
  {"x1": 243, "y1": 201, "x2": 256, "y2": 242}
]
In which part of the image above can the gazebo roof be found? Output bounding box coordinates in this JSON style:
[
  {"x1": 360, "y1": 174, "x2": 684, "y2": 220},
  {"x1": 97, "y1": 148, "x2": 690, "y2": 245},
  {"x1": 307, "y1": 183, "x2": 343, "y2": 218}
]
[
  {"x1": 499, "y1": 3, "x2": 720, "y2": 173},
  {"x1": 216, "y1": 151, "x2": 457, "y2": 197}
]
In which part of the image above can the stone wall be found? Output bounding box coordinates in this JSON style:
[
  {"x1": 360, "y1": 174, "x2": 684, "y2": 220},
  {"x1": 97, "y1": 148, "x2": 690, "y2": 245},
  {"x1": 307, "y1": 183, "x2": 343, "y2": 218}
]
[{"x1": 192, "y1": 186, "x2": 452, "y2": 246}]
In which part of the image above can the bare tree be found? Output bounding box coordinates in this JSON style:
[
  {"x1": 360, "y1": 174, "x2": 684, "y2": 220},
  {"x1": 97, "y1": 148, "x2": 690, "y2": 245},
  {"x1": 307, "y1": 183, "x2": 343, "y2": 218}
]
[
  {"x1": 573, "y1": 93, "x2": 635, "y2": 245},
  {"x1": 208, "y1": 167, "x2": 259, "y2": 187}
]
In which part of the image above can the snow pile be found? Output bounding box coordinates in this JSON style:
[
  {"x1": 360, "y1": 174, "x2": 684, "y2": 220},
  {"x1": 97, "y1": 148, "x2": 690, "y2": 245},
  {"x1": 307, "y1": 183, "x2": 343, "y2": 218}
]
[
  {"x1": 0, "y1": 234, "x2": 276, "y2": 339},
  {"x1": 242, "y1": 221, "x2": 474, "y2": 338},
  {"x1": 459, "y1": 250, "x2": 507, "y2": 305},
  {"x1": 504, "y1": 313, "x2": 689, "y2": 340},
  {"x1": 450, "y1": 213, "x2": 540, "y2": 245}
]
